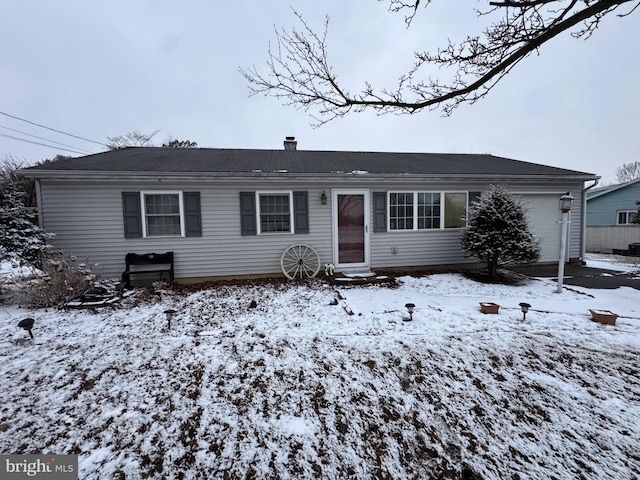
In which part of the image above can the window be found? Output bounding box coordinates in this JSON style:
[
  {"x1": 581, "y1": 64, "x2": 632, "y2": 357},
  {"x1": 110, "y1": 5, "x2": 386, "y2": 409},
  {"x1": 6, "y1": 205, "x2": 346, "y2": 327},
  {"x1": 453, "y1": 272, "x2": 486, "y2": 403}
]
[
  {"x1": 258, "y1": 192, "x2": 293, "y2": 233},
  {"x1": 143, "y1": 192, "x2": 183, "y2": 237},
  {"x1": 417, "y1": 193, "x2": 441, "y2": 229},
  {"x1": 444, "y1": 193, "x2": 467, "y2": 228},
  {"x1": 389, "y1": 193, "x2": 414, "y2": 230},
  {"x1": 122, "y1": 191, "x2": 201, "y2": 239},
  {"x1": 617, "y1": 210, "x2": 637, "y2": 225},
  {"x1": 240, "y1": 191, "x2": 308, "y2": 236},
  {"x1": 388, "y1": 191, "x2": 467, "y2": 231}
]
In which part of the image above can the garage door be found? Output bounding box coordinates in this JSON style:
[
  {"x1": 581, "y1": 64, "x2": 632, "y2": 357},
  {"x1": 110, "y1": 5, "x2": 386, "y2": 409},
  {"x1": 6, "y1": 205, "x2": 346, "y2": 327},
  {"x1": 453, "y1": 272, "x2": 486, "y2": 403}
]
[{"x1": 521, "y1": 195, "x2": 563, "y2": 262}]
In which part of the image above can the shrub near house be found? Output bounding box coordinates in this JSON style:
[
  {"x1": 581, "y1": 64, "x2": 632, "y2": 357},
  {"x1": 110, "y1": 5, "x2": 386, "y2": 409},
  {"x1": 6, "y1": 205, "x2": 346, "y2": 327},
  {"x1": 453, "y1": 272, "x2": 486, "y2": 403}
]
[{"x1": 462, "y1": 185, "x2": 540, "y2": 279}]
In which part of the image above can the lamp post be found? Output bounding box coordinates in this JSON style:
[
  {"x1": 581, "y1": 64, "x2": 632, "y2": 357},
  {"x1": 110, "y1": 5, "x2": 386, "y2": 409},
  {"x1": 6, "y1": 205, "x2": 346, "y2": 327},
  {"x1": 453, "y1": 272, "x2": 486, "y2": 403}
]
[{"x1": 557, "y1": 192, "x2": 574, "y2": 294}]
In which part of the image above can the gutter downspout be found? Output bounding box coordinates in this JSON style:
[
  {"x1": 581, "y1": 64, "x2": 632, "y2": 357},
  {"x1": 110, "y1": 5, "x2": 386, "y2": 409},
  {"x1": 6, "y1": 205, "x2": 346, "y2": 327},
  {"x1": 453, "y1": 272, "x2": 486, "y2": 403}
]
[{"x1": 581, "y1": 176, "x2": 601, "y2": 262}]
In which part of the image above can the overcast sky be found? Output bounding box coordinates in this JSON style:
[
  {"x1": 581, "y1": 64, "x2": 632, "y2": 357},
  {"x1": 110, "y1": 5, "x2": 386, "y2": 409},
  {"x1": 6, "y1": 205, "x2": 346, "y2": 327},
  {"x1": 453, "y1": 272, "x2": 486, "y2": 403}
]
[{"x1": 1, "y1": 1, "x2": 638, "y2": 183}]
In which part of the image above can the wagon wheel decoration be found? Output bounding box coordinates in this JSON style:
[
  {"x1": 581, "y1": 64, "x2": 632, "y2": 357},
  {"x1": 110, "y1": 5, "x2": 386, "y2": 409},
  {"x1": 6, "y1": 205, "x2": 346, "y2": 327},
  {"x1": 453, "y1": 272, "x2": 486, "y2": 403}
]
[{"x1": 280, "y1": 244, "x2": 321, "y2": 280}]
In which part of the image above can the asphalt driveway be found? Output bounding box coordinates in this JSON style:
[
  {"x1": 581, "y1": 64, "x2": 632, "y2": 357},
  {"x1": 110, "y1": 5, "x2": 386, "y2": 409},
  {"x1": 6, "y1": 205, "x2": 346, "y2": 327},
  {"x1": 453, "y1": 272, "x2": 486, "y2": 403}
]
[{"x1": 508, "y1": 263, "x2": 640, "y2": 290}]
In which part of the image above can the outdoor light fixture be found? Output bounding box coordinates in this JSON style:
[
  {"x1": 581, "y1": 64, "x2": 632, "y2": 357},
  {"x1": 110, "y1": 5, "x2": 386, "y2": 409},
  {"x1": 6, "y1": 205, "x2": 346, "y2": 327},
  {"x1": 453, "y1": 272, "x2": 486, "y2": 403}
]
[
  {"x1": 404, "y1": 303, "x2": 415, "y2": 322},
  {"x1": 557, "y1": 192, "x2": 574, "y2": 294},
  {"x1": 321, "y1": 190, "x2": 327, "y2": 205},
  {"x1": 519, "y1": 302, "x2": 531, "y2": 321},
  {"x1": 17, "y1": 318, "x2": 35, "y2": 339},
  {"x1": 559, "y1": 192, "x2": 574, "y2": 213},
  {"x1": 164, "y1": 309, "x2": 176, "y2": 329}
]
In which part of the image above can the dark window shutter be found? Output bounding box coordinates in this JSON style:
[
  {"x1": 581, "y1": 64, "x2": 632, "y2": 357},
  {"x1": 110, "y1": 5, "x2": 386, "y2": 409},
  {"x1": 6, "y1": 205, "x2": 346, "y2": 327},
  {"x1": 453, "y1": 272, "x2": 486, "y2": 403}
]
[
  {"x1": 468, "y1": 191, "x2": 482, "y2": 206},
  {"x1": 373, "y1": 192, "x2": 387, "y2": 232},
  {"x1": 239, "y1": 192, "x2": 257, "y2": 235},
  {"x1": 293, "y1": 191, "x2": 309, "y2": 234},
  {"x1": 122, "y1": 192, "x2": 142, "y2": 238},
  {"x1": 184, "y1": 192, "x2": 202, "y2": 237}
]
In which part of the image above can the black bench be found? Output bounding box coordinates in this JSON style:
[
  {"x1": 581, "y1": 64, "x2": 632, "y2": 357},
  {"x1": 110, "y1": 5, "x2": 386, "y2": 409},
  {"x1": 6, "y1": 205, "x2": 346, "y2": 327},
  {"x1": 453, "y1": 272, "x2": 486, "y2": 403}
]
[{"x1": 121, "y1": 252, "x2": 174, "y2": 289}]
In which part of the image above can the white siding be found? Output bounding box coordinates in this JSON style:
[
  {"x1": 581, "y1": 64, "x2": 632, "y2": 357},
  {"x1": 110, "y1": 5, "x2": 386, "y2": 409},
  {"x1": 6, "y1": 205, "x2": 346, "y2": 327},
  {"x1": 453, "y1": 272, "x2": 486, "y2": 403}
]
[
  {"x1": 39, "y1": 180, "x2": 332, "y2": 280},
  {"x1": 368, "y1": 186, "x2": 585, "y2": 269},
  {"x1": 522, "y1": 195, "x2": 562, "y2": 262},
  {"x1": 38, "y1": 178, "x2": 587, "y2": 280},
  {"x1": 370, "y1": 229, "x2": 468, "y2": 268},
  {"x1": 520, "y1": 191, "x2": 584, "y2": 263}
]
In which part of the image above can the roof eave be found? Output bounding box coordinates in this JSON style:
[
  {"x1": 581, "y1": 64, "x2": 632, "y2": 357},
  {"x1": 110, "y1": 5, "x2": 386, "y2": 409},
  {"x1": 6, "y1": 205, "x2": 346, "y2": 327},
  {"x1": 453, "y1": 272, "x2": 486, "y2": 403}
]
[{"x1": 18, "y1": 169, "x2": 597, "y2": 183}]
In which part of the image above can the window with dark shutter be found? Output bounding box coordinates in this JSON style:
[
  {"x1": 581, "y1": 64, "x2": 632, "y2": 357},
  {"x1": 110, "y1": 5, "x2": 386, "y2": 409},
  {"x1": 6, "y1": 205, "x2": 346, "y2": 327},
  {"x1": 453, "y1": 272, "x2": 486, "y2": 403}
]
[
  {"x1": 239, "y1": 192, "x2": 257, "y2": 235},
  {"x1": 468, "y1": 191, "x2": 482, "y2": 206},
  {"x1": 122, "y1": 192, "x2": 142, "y2": 238},
  {"x1": 293, "y1": 191, "x2": 309, "y2": 234},
  {"x1": 373, "y1": 192, "x2": 387, "y2": 232},
  {"x1": 184, "y1": 192, "x2": 202, "y2": 237}
]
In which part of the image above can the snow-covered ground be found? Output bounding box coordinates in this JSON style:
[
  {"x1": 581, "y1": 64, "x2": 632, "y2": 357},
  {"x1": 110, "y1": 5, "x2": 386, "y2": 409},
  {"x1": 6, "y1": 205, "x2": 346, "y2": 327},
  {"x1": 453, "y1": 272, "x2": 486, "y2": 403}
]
[
  {"x1": 0, "y1": 257, "x2": 41, "y2": 279},
  {"x1": 1, "y1": 257, "x2": 639, "y2": 479}
]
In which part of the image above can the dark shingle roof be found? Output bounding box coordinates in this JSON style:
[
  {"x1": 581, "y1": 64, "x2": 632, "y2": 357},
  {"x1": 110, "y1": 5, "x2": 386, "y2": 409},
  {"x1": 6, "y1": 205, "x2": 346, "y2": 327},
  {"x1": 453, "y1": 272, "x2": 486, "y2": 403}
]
[{"x1": 24, "y1": 147, "x2": 595, "y2": 177}]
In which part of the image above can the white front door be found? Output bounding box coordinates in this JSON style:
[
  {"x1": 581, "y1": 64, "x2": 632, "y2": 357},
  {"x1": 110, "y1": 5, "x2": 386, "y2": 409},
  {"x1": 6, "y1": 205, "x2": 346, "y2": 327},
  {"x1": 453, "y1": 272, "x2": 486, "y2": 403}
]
[{"x1": 332, "y1": 190, "x2": 370, "y2": 270}]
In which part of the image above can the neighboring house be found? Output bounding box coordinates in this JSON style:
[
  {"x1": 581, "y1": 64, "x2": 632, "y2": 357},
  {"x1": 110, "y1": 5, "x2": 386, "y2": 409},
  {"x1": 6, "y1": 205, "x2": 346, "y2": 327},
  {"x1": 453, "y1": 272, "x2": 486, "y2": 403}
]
[
  {"x1": 586, "y1": 179, "x2": 640, "y2": 253},
  {"x1": 21, "y1": 138, "x2": 597, "y2": 282}
]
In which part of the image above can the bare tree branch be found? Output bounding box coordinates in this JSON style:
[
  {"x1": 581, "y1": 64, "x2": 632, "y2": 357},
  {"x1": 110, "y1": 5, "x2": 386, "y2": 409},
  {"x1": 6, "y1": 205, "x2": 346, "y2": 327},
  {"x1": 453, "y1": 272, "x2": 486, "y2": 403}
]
[
  {"x1": 615, "y1": 161, "x2": 640, "y2": 183},
  {"x1": 489, "y1": 0, "x2": 558, "y2": 7},
  {"x1": 618, "y1": 0, "x2": 640, "y2": 15},
  {"x1": 106, "y1": 130, "x2": 160, "y2": 150},
  {"x1": 241, "y1": 1, "x2": 635, "y2": 125},
  {"x1": 387, "y1": 0, "x2": 429, "y2": 26}
]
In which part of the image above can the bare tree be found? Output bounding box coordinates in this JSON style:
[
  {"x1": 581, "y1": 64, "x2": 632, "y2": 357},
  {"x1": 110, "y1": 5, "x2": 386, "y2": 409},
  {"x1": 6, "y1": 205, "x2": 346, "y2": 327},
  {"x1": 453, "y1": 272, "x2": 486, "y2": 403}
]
[
  {"x1": 242, "y1": 1, "x2": 637, "y2": 125},
  {"x1": 162, "y1": 138, "x2": 198, "y2": 148},
  {"x1": 106, "y1": 130, "x2": 160, "y2": 150},
  {"x1": 615, "y1": 161, "x2": 640, "y2": 183}
]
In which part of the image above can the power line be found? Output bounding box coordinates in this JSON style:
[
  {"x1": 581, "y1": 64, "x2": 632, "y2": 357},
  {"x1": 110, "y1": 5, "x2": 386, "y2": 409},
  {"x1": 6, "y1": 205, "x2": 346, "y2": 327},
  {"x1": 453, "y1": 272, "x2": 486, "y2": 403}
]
[
  {"x1": 0, "y1": 111, "x2": 107, "y2": 147},
  {"x1": 0, "y1": 125, "x2": 94, "y2": 154},
  {"x1": 0, "y1": 133, "x2": 91, "y2": 155}
]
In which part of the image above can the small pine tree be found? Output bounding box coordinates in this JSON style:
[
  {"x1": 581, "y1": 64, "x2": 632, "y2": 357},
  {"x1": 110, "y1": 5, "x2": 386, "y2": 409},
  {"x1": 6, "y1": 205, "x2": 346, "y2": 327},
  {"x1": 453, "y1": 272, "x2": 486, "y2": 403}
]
[
  {"x1": 461, "y1": 185, "x2": 540, "y2": 279},
  {"x1": 0, "y1": 180, "x2": 53, "y2": 266}
]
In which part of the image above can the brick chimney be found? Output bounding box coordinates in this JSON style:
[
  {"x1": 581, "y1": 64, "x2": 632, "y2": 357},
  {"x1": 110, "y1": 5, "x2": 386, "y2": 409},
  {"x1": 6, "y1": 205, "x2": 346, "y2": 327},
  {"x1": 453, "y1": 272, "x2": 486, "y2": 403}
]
[{"x1": 283, "y1": 136, "x2": 297, "y2": 150}]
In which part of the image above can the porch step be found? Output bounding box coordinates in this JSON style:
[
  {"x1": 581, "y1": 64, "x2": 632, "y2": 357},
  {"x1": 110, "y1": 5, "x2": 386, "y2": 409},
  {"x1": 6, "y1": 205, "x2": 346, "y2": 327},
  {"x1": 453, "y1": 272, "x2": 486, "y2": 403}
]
[
  {"x1": 342, "y1": 271, "x2": 375, "y2": 278},
  {"x1": 329, "y1": 270, "x2": 395, "y2": 286}
]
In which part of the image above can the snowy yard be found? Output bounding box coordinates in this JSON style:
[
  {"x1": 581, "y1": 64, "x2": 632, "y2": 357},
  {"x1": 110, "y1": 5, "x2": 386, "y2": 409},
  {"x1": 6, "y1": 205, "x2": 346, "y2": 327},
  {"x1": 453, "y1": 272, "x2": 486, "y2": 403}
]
[{"x1": 1, "y1": 257, "x2": 640, "y2": 479}]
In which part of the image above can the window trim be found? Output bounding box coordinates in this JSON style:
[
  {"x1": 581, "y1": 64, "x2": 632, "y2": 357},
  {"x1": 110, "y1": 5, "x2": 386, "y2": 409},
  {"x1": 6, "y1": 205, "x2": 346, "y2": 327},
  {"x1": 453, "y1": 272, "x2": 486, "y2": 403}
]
[
  {"x1": 256, "y1": 191, "x2": 295, "y2": 235},
  {"x1": 387, "y1": 191, "x2": 468, "y2": 231},
  {"x1": 418, "y1": 191, "x2": 442, "y2": 230},
  {"x1": 388, "y1": 192, "x2": 416, "y2": 231},
  {"x1": 617, "y1": 210, "x2": 637, "y2": 225},
  {"x1": 140, "y1": 191, "x2": 185, "y2": 238}
]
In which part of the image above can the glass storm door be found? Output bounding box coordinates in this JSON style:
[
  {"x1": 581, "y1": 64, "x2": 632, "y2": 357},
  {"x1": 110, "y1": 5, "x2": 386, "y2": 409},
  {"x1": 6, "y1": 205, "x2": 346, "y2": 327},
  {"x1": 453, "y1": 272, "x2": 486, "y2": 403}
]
[{"x1": 333, "y1": 190, "x2": 369, "y2": 268}]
